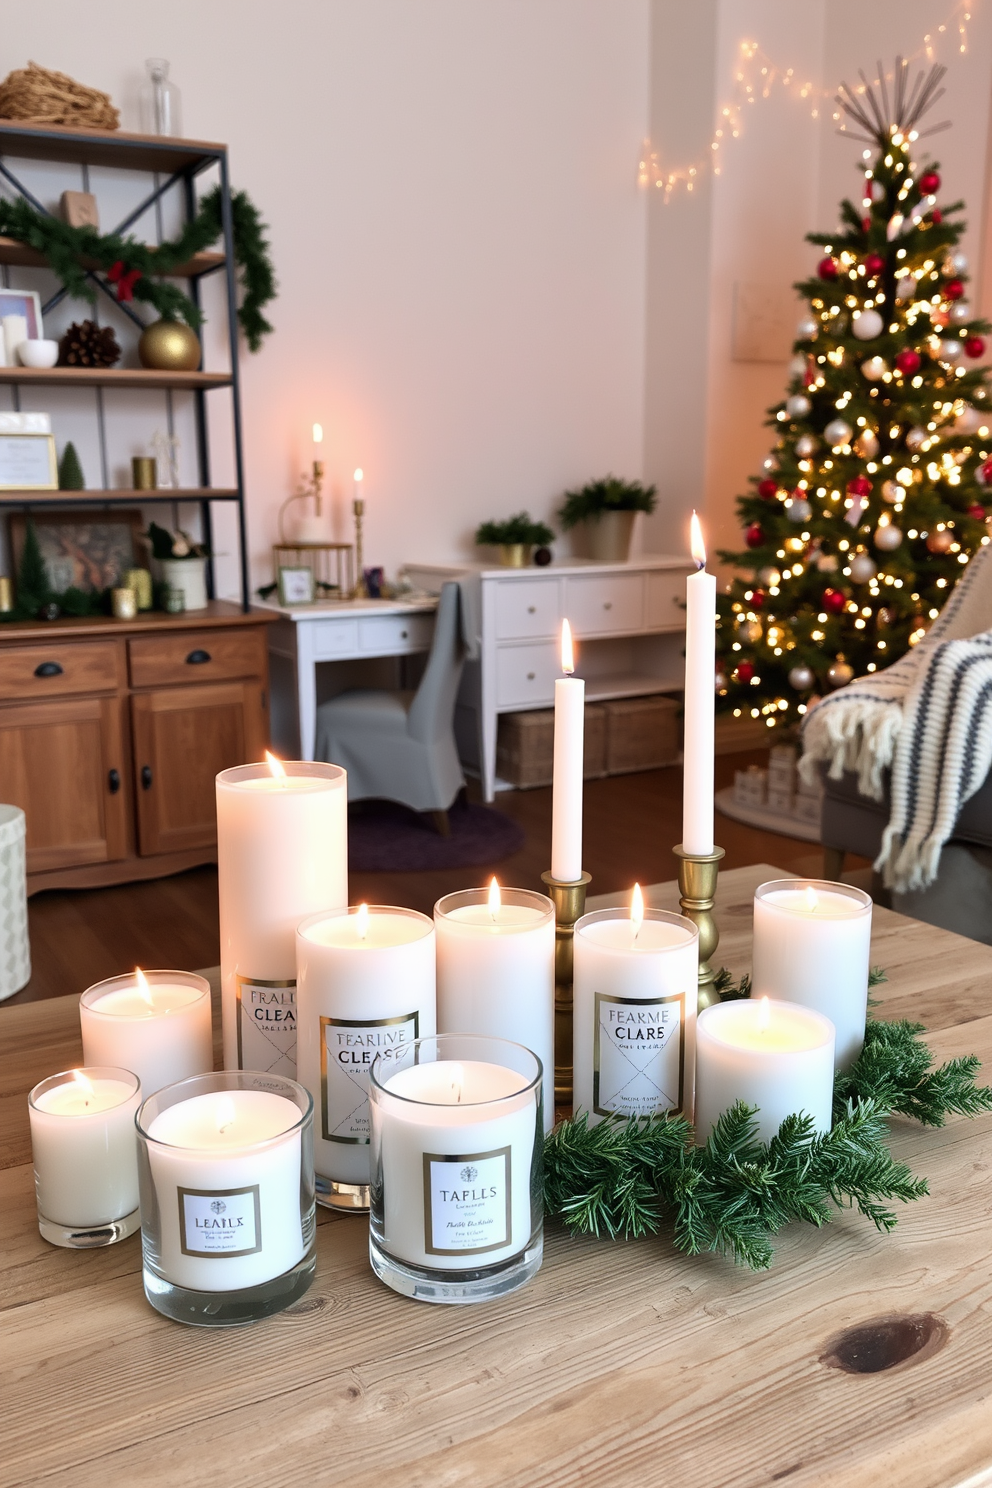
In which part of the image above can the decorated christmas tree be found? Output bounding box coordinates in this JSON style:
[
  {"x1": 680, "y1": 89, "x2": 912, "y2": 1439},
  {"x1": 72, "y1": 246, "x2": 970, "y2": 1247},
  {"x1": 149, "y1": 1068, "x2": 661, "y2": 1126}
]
[{"x1": 716, "y1": 61, "x2": 992, "y2": 732}]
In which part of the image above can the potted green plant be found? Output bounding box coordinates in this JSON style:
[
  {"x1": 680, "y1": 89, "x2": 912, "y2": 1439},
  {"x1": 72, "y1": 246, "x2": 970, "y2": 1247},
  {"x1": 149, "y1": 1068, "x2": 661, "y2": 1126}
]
[
  {"x1": 557, "y1": 476, "x2": 657, "y2": 561},
  {"x1": 474, "y1": 512, "x2": 554, "y2": 568},
  {"x1": 146, "y1": 521, "x2": 210, "y2": 610}
]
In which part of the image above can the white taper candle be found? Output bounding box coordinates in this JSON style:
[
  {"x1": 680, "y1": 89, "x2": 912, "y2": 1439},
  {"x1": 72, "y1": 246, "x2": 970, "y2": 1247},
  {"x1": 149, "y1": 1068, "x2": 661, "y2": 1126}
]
[
  {"x1": 682, "y1": 512, "x2": 716, "y2": 855},
  {"x1": 551, "y1": 619, "x2": 584, "y2": 882}
]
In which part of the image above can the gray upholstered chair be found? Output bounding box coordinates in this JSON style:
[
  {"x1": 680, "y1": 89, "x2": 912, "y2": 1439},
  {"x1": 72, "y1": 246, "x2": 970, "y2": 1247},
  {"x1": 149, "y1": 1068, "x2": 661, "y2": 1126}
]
[{"x1": 314, "y1": 581, "x2": 466, "y2": 833}]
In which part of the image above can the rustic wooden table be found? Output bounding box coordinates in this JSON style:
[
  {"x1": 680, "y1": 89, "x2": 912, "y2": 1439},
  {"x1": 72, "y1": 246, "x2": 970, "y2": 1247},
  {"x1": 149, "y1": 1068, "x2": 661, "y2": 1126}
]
[{"x1": 4, "y1": 864, "x2": 992, "y2": 1488}]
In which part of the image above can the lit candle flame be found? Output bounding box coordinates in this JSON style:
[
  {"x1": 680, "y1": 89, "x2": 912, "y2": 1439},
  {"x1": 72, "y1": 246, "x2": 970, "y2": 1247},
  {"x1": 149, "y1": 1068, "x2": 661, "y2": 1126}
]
[
  {"x1": 488, "y1": 877, "x2": 501, "y2": 921},
  {"x1": 312, "y1": 422, "x2": 323, "y2": 445},
  {"x1": 216, "y1": 1096, "x2": 236, "y2": 1135},
  {"x1": 354, "y1": 467, "x2": 363, "y2": 484},
  {"x1": 561, "y1": 618, "x2": 574, "y2": 676},
  {"x1": 71, "y1": 1069, "x2": 95, "y2": 1104},
  {"x1": 356, "y1": 903, "x2": 369, "y2": 941},
  {"x1": 265, "y1": 750, "x2": 286, "y2": 779},
  {"x1": 757, "y1": 996, "x2": 771, "y2": 1033},
  {"x1": 804, "y1": 885, "x2": 819, "y2": 913},
  {"x1": 631, "y1": 882, "x2": 644, "y2": 942},
  {"x1": 450, "y1": 1063, "x2": 464, "y2": 1104},
  {"x1": 690, "y1": 510, "x2": 707, "y2": 572},
  {"x1": 135, "y1": 967, "x2": 153, "y2": 1007}
]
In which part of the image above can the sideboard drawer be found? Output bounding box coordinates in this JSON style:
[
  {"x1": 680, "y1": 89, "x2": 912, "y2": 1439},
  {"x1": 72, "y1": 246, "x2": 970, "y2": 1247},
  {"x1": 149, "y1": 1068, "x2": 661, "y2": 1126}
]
[
  {"x1": 358, "y1": 615, "x2": 434, "y2": 654},
  {"x1": 129, "y1": 629, "x2": 265, "y2": 688},
  {"x1": 0, "y1": 640, "x2": 122, "y2": 701},
  {"x1": 564, "y1": 573, "x2": 643, "y2": 636},
  {"x1": 496, "y1": 643, "x2": 559, "y2": 707},
  {"x1": 646, "y1": 570, "x2": 688, "y2": 629},
  {"x1": 495, "y1": 579, "x2": 560, "y2": 640}
]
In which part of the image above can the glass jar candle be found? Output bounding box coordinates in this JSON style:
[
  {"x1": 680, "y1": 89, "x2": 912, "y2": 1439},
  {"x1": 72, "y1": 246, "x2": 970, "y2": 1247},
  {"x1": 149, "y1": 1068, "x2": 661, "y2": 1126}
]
[
  {"x1": 80, "y1": 969, "x2": 213, "y2": 1097},
  {"x1": 28, "y1": 1067, "x2": 141, "y2": 1247}
]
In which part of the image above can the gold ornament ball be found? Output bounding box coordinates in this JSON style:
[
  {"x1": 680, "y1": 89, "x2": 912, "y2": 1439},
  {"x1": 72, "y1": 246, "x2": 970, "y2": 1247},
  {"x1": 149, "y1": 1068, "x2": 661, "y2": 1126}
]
[
  {"x1": 138, "y1": 318, "x2": 201, "y2": 372},
  {"x1": 926, "y1": 528, "x2": 953, "y2": 554},
  {"x1": 827, "y1": 658, "x2": 854, "y2": 688}
]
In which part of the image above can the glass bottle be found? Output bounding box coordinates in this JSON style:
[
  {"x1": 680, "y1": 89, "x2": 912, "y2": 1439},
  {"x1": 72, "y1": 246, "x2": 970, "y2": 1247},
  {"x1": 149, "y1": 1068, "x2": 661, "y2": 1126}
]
[{"x1": 140, "y1": 59, "x2": 182, "y2": 138}]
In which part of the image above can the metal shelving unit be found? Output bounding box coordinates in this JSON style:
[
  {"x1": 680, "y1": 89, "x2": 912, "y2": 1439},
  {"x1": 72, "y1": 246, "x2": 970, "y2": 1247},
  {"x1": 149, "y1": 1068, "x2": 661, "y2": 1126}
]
[{"x1": 0, "y1": 120, "x2": 250, "y2": 610}]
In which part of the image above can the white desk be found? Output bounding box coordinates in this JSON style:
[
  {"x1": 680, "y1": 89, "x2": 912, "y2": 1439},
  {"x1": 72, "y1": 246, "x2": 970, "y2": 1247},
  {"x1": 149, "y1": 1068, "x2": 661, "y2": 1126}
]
[
  {"x1": 406, "y1": 556, "x2": 691, "y2": 801},
  {"x1": 260, "y1": 597, "x2": 438, "y2": 759}
]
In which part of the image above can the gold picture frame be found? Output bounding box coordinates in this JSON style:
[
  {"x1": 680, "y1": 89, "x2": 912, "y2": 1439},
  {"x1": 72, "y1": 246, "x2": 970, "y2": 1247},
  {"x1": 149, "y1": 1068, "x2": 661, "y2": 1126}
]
[{"x1": 0, "y1": 432, "x2": 57, "y2": 490}]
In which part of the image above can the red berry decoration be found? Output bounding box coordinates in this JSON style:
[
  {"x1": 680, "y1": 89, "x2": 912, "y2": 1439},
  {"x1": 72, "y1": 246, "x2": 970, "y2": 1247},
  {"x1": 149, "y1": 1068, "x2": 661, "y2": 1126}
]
[
  {"x1": 946, "y1": 279, "x2": 965, "y2": 301},
  {"x1": 757, "y1": 478, "x2": 778, "y2": 499},
  {"x1": 822, "y1": 587, "x2": 846, "y2": 615},
  {"x1": 864, "y1": 253, "x2": 885, "y2": 276},
  {"x1": 862, "y1": 216, "x2": 872, "y2": 232},
  {"x1": 981, "y1": 459, "x2": 992, "y2": 485},
  {"x1": 847, "y1": 474, "x2": 872, "y2": 498},
  {"x1": 895, "y1": 348, "x2": 922, "y2": 375},
  {"x1": 965, "y1": 336, "x2": 986, "y2": 359},
  {"x1": 745, "y1": 523, "x2": 764, "y2": 549},
  {"x1": 751, "y1": 589, "x2": 765, "y2": 609},
  {"x1": 919, "y1": 170, "x2": 941, "y2": 195},
  {"x1": 969, "y1": 503, "x2": 987, "y2": 519},
  {"x1": 817, "y1": 256, "x2": 838, "y2": 280},
  {"x1": 735, "y1": 661, "x2": 755, "y2": 684},
  {"x1": 933, "y1": 210, "x2": 943, "y2": 225}
]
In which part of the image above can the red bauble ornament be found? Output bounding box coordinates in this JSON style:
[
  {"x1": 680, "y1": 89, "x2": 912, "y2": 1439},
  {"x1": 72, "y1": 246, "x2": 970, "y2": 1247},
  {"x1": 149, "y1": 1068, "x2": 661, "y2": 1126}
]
[
  {"x1": 946, "y1": 279, "x2": 965, "y2": 301},
  {"x1": 933, "y1": 210, "x2": 943, "y2": 225},
  {"x1": 862, "y1": 216, "x2": 872, "y2": 232},
  {"x1": 745, "y1": 523, "x2": 764, "y2": 549},
  {"x1": 919, "y1": 170, "x2": 941, "y2": 195},
  {"x1": 847, "y1": 474, "x2": 872, "y2": 498},
  {"x1": 980, "y1": 459, "x2": 992, "y2": 486},
  {"x1": 822, "y1": 587, "x2": 846, "y2": 615},
  {"x1": 757, "y1": 478, "x2": 778, "y2": 499},
  {"x1": 965, "y1": 335, "x2": 986, "y2": 359},
  {"x1": 751, "y1": 589, "x2": 765, "y2": 609},
  {"x1": 895, "y1": 348, "x2": 922, "y2": 375},
  {"x1": 864, "y1": 253, "x2": 885, "y2": 276},
  {"x1": 803, "y1": 363, "x2": 816, "y2": 387},
  {"x1": 734, "y1": 661, "x2": 755, "y2": 684},
  {"x1": 969, "y1": 503, "x2": 987, "y2": 519},
  {"x1": 817, "y1": 256, "x2": 838, "y2": 280}
]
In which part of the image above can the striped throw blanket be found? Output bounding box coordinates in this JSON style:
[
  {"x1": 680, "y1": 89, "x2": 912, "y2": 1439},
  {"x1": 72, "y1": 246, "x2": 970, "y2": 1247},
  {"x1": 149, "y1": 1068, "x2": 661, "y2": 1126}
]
[{"x1": 800, "y1": 541, "x2": 992, "y2": 893}]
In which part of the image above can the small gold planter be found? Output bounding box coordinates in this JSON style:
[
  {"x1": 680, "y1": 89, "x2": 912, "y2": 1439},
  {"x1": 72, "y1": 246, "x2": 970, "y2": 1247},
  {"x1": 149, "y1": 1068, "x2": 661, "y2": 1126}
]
[{"x1": 499, "y1": 543, "x2": 531, "y2": 568}]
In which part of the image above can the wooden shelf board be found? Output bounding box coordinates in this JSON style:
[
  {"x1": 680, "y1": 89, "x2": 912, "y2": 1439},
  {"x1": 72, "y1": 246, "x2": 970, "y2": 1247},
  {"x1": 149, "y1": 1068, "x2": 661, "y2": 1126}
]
[
  {"x1": 0, "y1": 600, "x2": 269, "y2": 641},
  {"x1": 0, "y1": 237, "x2": 225, "y2": 279},
  {"x1": 0, "y1": 487, "x2": 237, "y2": 505},
  {"x1": 0, "y1": 120, "x2": 225, "y2": 173},
  {"x1": 581, "y1": 673, "x2": 683, "y2": 703},
  {"x1": 0, "y1": 366, "x2": 230, "y2": 390}
]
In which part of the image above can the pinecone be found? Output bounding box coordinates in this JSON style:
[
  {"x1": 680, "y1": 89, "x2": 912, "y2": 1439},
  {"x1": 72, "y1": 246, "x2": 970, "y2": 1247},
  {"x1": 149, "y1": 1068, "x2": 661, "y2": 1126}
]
[{"x1": 58, "y1": 319, "x2": 120, "y2": 368}]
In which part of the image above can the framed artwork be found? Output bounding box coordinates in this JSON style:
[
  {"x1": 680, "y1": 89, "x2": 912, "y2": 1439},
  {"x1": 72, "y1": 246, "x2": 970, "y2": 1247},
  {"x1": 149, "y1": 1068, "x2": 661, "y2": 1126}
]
[
  {"x1": 277, "y1": 565, "x2": 316, "y2": 606},
  {"x1": 0, "y1": 288, "x2": 43, "y2": 341},
  {"x1": 0, "y1": 433, "x2": 57, "y2": 490},
  {"x1": 8, "y1": 509, "x2": 142, "y2": 593}
]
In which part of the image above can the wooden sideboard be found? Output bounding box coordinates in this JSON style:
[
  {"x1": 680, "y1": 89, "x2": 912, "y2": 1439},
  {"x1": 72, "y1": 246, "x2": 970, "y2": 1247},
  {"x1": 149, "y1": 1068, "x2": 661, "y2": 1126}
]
[{"x1": 0, "y1": 602, "x2": 271, "y2": 894}]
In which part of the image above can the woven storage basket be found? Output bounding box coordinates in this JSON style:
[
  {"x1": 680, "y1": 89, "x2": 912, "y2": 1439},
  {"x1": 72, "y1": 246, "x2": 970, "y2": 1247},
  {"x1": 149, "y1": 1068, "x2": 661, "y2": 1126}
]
[
  {"x1": 0, "y1": 805, "x2": 29, "y2": 1001},
  {"x1": 496, "y1": 704, "x2": 607, "y2": 790},
  {"x1": 603, "y1": 695, "x2": 680, "y2": 775}
]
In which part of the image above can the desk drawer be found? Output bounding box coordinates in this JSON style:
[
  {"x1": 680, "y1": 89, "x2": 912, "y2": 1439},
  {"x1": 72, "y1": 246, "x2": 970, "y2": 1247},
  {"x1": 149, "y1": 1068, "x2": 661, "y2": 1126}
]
[
  {"x1": 0, "y1": 641, "x2": 121, "y2": 700},
  {"x1": 312, "y1": 621, "x2": 359, "y2": 660},
  {"x1": 358, "y1": 615, "x2": 434, "y2": 654},
  {"x1": 564, "y1": 574, "x2": 643, "y2": 636},
  {"x1": 495, "y1": 579, "x2": 560, "y2": 640},
  {"x1": 646, "y1": 570, "x2": 688, "y2": 629},
  {"x1": 129, "y1": 629, "x2": 264, "y2": 688},
  {"x1": 496, "y1": 643, "x2": 559, "y2": 708}
]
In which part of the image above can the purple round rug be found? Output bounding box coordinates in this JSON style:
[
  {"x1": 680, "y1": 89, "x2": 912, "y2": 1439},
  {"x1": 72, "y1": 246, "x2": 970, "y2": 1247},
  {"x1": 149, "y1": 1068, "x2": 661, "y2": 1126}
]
[{"x1": 348, "y1": 799, "x2": 526, "y2": 873}]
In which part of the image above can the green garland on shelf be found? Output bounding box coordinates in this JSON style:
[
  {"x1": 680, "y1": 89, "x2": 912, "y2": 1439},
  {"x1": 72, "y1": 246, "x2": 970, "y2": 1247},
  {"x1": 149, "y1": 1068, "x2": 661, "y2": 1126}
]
[
  {"x1": 0, "y1": 187, "x2": 276, "y2": 351},
  {"x1": 544, "y1": 971, "x2": 992, "y2": 1271}
]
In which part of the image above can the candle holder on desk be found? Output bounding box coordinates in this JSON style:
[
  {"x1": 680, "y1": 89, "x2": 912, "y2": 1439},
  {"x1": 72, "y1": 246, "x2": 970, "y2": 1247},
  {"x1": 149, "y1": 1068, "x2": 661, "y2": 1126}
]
[
  {"x1": 672, "y1": 845, "x2": 725, "y2": 1011},
  {"x1": 541, "y1": 870, "x2": 591, "y2": 1111},
  {"x1": 352, "y1": 497, "x2": 367, "y2": 598}
]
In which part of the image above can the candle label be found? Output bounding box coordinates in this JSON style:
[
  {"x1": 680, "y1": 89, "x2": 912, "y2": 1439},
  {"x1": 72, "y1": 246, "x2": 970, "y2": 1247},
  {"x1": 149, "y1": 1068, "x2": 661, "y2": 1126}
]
[
  {"x1": 236, "y1": 976, "x2": 296, "y2": 1077},
  {"x1": 593, "y1": 991, "x2": 686, "y2": 1118},
  {"x1": 178, "y1": 1185, "x2": 263, "y2": 1259},
  {"x1": 422, "y1": 1148, "x2": 512, "y2": 1257},
  {"x1": 320, "y1": 1011, "x2": 421, "y2": 1144}
]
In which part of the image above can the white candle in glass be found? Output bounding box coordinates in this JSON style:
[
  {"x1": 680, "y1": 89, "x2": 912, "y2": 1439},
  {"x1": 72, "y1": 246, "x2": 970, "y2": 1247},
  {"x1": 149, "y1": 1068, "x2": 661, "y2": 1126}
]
[
  {"x1": 435, "y1": 882, "x2": 555, "y2": 1130},
  {"x1": 682, "y1": 512, "x2": 716, "y2": 855},
  {"x1": 80, "y1": 969, "x2": 212, "y2": 1095},
  {"x1": 551, "y1": 619, "x2": 584, "y2": 882},
  {"x1": 296, "y1": 904, "x2": 436, "y2": 1202},
  {"x1": 216, "y1": 755, "x2": 348, "y2": 1078},
  {"x1": 694, "y1": 997, "x2": 835, "y2": 1144},
  {"x1": 751, "y1": 879, "x2": 872, "y2": 1070},
  {"x1": 573, "y1": 886, "x2": 699, "y2": 1124},
  {"x1": 28, "y1": 1068, "x2": 141, "y2": 1241}
]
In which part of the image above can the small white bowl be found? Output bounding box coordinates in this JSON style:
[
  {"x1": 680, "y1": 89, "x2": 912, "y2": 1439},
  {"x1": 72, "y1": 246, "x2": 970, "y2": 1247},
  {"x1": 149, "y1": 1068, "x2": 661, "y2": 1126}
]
[{"x1": 18, "y1": 339, "x2": 59, "y2": 369}]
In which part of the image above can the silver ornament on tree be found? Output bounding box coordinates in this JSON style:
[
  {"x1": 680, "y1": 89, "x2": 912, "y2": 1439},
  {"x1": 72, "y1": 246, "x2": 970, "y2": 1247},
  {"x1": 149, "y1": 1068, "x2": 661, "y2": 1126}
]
[
  {"x1": 861, "y1": 356, "x2": 886, "y2": 381},
  {"x1": 827, "y1": 657, "x2": 855, "y2": 688},
  {"x1": 950, "y1": 301, "x2": 972, "y2": 325},
  {"x1": 787, "y1": 497, "x2": 812, "y2": 523},
  {"x1": 949, "y1": 250, "x2": 968, "y2": 273},
  {"x1": 796, "y1": 315, "x2": 819, "y2": 340},
  {"x1": 904, "y1": 426, "x2": 927, "y2": 452},
  {"x1": 895, "y1": 274, "x2": 917, "y2": 300},
  {"x1": 714, "y1": 669, "x2": 728, "y2": 692},
  {"x1": 940, "y1": 338, "x2": 965, "y2": 365},
  {"x1": 954, "y1": 405, "x2": 985, "y2": 434},
  {"x1": 787, "y1": 355, "x2": 807, "y2": 377},
  {"x1": 788, "y1": 664, "x2": 815, "y2": 690},
  {"x1": 854, "y1": 428, "x2": 880, "y2": 459},
  {"x1": 739, "y1": 618, "x2": 762, "y2": 644},
  {"x1": 824, "y1": 417, "x2": 853, "y2": 446},
  {"x1": 881, "y1": 479, "x2": 902, "y2": 503},
  {"x1": 849, "y1": 552, "x2": 877, "y2": 583},
  {"x1": 795, "y1": 434, "x2": 818, "y2": 458},
  {"x1": 786, "y1": 393, "x2": 812, "y2": 418},
  {"x1": 853, "y1": 308, "x2": 884, "y2": 340},
  {"x1": 758, "y1": 566, "x2": 781, "y2": 586},
  {"x1": 874, "y1": 522, "x2": 903, "y2": 551}
]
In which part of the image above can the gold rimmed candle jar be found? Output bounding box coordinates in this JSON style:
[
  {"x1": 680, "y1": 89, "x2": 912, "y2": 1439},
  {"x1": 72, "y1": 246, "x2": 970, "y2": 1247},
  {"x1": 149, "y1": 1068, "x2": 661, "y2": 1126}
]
[{"x1": 80, "y1": 969, "x2": 213, "y2": 1097}]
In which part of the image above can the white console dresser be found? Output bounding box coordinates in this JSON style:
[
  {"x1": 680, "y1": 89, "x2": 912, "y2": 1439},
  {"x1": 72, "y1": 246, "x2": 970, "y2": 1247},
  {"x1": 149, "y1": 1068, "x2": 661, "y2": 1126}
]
[{"x1": 405, "y1": 556, "x2": 691, "y2": 801}]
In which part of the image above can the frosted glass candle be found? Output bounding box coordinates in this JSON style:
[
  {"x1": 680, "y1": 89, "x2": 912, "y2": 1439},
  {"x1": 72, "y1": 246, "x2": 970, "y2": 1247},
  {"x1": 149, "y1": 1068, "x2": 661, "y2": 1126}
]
[
  {"x1": 137, "y1": 1071, "x2": 315, "y2": 1326},
  {"x1": 369, "y1": 1034, "x2": 543, "y2": 1303},
  {"x1": 217, "y1": 760, "x2": 348, "y2": 1079},
  {"x1": 434, "y1": 887, "x2": 555, "y2": 1131},
  {"x1": 751, "y1": 879, "x2": 872, "y2": 1070},
  {"x1": 296, "y1": 905, "x2": 436, "y2": 1208},
  {"x1": 573, "y1": 906, "x2": 699, "y2": 1124},
  {"x1": 80, "y1": 970, "x2": 212, "y2": 1096},
  {"x1": 28, "y1": 1067, "x2": 141, "y2": 1247},
  {"x1": 694, "y1": 998, "x2": 835, "y2": 1144}
]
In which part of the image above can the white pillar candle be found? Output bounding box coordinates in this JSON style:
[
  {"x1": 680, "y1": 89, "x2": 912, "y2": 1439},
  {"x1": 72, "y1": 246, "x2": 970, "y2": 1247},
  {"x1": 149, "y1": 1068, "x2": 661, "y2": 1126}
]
[
  {"x1": 751, "y1": 879, "x2": 872, "y2": 1070},
  {"x1": 682, "y1": 512, "x2": 716, "y2": 855},
  {"x1": 137, "y1": 1075, "x2": 311, "y2": 1294},
  {"x1": 694, "y1": 997, "x2": 835, "y2": 1144},
  {"x1": 217, "y1": 756, "x2": 348, "y2": 1078},
  {"x1": 434, "y1": 883, "x2": 555, "y2": 1131},
  {"x1": 3, "y1": 314, "x2": 27, "y2": 364},
  {"x1": 369, "y1": 1035, "x2": 543, "y2": 1298},
  {"x1": 573, "y1": 889, "x2": 699, "y2": 1125},
  {"x1": 80, "y1": 969, "x2": 212, "y2": 1096},
  {"x1": 296, "y1": 904, "x2": 436, "y2": 1203},
  {"x1": 28, "y1": 1068, "x2": 141, "y2": 1243},
  {"x1": 551, "y1": 619, "x2": 585, "y2": 882}
]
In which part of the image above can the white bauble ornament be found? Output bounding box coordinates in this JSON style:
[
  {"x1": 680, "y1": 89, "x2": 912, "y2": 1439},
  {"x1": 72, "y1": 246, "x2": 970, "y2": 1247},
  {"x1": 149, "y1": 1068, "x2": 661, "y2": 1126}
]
[
  {"x1": 788, "y1": 355, "x2": 807, "y2": 377},
  {"x1": 796, "y1": 316, "x2": 818, "y2": 340},
  {"x1": 950, "y1": 301, "x2": 972, "y2": 325},
  {"x1": 896, "y1": 274, "x2": 917, "y2": 300},
  {"x1": 955, "y1": 405, "x2": 984, "y2": 434},
  {"x1": 815, "y1": 552, "x2": 838, "y2": 572},
  {"x1": 824, "y1": 418, "x2": 853, "y2": 446},
  {"x1": 758, "y1": 566, "x2": 781, "y2": 587},
  {"x1": 786, "y1": 393, "x2": 811, "y2": 418},
  {"x1": 949, "y1": 250, "x2": 968, "y2": 273},
  {"x1": 853, "y1": 308, "x2": 884, "y2": 340},
  {"x1": 874, "y1": 523, "x2": 904, "y2": 551},
  {"x1": 714, "y1": 669, "x2": 727, "y2": 692},
  {"x1": 855, "y1": 428, "x2": 880, "y2": 459},
  {"x1": 881, "y1": 480, "x2": 901, "y2": 503},
  {"x1": 939, "y1": 338, "x2": 966, "y2": 365},
  {"x1": 886, "y1": 213, "x2": 905, "y2": 242},
  {"x1": 849, "y1": 553, "x2": 877, "y2": 583},
  {"x1": 904, "y1": 426, "x2": 927, "y2": 452},
  {"x1": 788, "y1": 664, "x2": 815, "y2": 690},
  {"x1": 861, "y1": 356, "x2": 887, "y2": 381},
  {"x1": 795, "y1": 434, "x2": 818, "y2": 458},
  {"x1": 868, "y1": 180, "x2": 886, "y2": 203},
  {"x1": 827, "y1": 658, "x2": 855, "y2": 688},
  {"x1": 787, "y1": 498, "x2": 812, "y2": 523}
]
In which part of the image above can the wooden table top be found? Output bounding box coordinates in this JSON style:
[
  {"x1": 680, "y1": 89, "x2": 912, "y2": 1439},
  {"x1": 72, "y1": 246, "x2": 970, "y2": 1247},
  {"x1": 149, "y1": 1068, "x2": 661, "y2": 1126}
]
[{"x1": 4, "y1": 863, "x2": 992, "y2": 1488}]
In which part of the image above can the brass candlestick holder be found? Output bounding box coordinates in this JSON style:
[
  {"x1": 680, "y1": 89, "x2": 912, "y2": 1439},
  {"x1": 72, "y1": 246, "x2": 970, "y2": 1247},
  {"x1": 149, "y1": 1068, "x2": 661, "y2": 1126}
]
[
  {"x1": 673, "y1": 844, "x2": 725, "y2": 1011},
  {"x1": 352, "y1": 497, "x2": 367, "y2": 598},
  {"x1": 541, "y1": 870, "x2": 591, "y2": 1111}
]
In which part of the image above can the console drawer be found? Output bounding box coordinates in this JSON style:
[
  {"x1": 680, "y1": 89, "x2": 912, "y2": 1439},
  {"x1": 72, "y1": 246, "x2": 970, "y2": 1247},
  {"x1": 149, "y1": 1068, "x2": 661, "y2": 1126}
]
[
  {"x1": 129, "y1": 629, "x2": 265, "y2": 688},
  {"x1": 495, "y1": 579, "x2": 560, "y2": 640},
  {"x1": 496, "y1": 643, "x2": 559, "y2": 708},
  {"x1": 0, "y1": 641, "x2": 122, "y2": 700},
  {"x1": 563, "y1": 573, "x2": 643, "y2": 636}
]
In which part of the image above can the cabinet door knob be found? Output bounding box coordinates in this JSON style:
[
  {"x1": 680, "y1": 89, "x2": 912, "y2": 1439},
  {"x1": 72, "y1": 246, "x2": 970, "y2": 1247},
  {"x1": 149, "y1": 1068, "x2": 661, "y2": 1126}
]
[
  {"x1": 527, "y1": 671, "x2": 536, "y2": 681},
  {"x1": 141, "y1": 765, "x2": 153, "y2": 790},
  {"x1": 186, "y1": 648, "x2": 211, "y2": 665},
  {"x1": 400, "y1": 629, "x2": 408, "y2": 639},
  {"x1": 603, "y1": 601, "x2": 613, "y2": 610},
  {"x1": 527, "y1": 606, "x2": 536, "y2": 613},
  {"x1": 108, "y1": 769, "x2": 120, "y2": 794},
  {"x1": 34, "y1": 660, "x2": 63, "y2": 678}
]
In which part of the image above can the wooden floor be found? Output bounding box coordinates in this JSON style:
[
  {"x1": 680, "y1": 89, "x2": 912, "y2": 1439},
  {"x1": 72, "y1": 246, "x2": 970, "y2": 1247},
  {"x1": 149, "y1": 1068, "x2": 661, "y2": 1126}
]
[{"x1": 8, "y1": 749, "x2": 856, "y2": 1006}]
